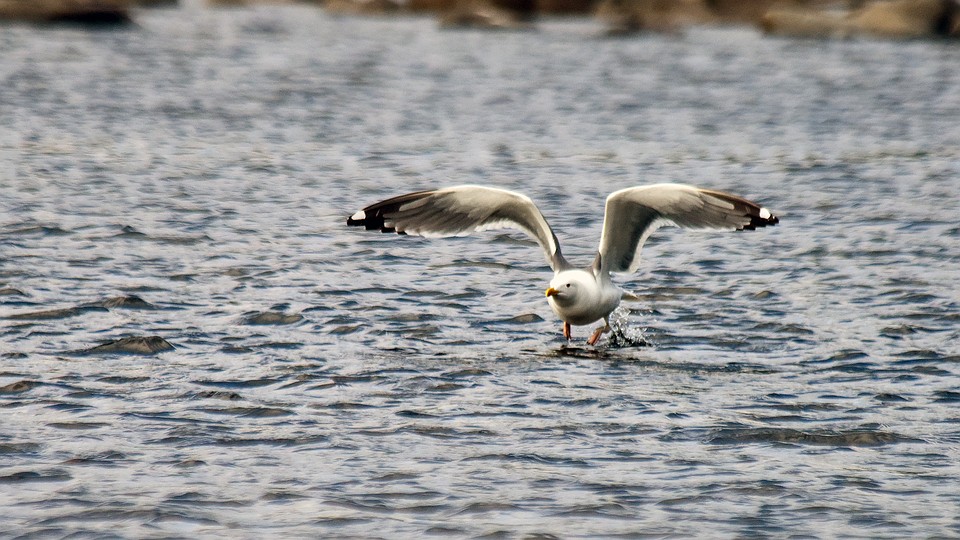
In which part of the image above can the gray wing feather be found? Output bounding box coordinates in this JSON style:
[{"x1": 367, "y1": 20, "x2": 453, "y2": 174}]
[
  {"x1": 598, "y1": 183, "x2": 778, "y2": 274},
  {"x1": 347, "y1": 185, "x2": 570, "y2": 272}
]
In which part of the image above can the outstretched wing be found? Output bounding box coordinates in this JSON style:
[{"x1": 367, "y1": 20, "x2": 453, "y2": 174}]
[
  {"x1": 597, "y1": 183, "x2": 778, "y2": 274},
  {"x1": 347, "y1": 185, "x2": 570, "y2": 272}
]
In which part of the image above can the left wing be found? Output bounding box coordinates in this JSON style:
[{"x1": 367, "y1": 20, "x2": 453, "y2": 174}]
[{"x1": 596, "y1": 183, "x2": 778, "y2": 275}]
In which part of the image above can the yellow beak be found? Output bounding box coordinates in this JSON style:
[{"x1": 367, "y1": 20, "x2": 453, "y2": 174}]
[{"x1": 545, "y1": 287, "x2": 559, "y2": 297}]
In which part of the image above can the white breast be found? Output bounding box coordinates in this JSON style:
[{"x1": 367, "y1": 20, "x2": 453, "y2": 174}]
[{"x1": 546, "y1": 270, "x2": 621, "y2": 326}]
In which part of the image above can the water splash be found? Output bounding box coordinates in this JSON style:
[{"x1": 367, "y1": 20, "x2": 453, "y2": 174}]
[{"x1": 607, "y1": 305, "x2": 652, "y2": 348}]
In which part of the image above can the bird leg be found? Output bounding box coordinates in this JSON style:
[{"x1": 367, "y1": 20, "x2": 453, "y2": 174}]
[
  {"x1": 587, "y1": 323, "x2": 611, "y2": 345},
  {"x1": 563, "y1": 322, "x2": 572, "y2": 341}
]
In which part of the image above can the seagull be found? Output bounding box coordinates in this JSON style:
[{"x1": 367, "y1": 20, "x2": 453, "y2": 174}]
[{"x1": 347, "y1": 184, "x2": 779, "y2": 345}]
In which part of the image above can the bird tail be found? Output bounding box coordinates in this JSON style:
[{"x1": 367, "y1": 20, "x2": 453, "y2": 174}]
[{"x1": 621, "y1": 291, "x2": 641, "y2": 302}]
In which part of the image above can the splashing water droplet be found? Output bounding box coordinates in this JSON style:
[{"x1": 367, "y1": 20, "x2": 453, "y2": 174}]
[{"x1": 608, "y1": 305, "x2": 652, "y2": 348}]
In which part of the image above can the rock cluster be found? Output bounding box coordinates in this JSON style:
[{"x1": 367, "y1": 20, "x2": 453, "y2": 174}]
[
  {"x1": 3, "y1": 0, "x2": 955, "y2": 38},
  {"x1": 761, "y1": 0, "x2": 960, "y2": 39},
  {"x1": 0, "y1": 0, "x2": 135, "y2": 25},
  {"x1": 317, "y1": 0, "x2": 960, "y2": 38}
]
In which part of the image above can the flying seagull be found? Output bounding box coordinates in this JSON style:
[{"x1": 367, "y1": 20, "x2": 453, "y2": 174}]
[{"x1": 347, "y1": 184, "x2": 778, "y2": 345}]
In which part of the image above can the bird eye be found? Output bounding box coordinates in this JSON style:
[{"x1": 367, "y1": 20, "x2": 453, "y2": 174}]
[{"x1": 565, "y1": 284, "x2": 571, "y2": 288}]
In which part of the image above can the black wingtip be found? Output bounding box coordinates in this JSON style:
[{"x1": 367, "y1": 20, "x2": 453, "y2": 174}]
[
  {"x1": 741, "y1": 210, "x2": 779, "y2": 231},
  {"x1": 736, "y1": 217, "x2": 778, "y2": 232},
  {"x1": 347, "y1": 190, "x2": 438, "y2": 235},
  {"x1": 701, "y1": 189, "x2": 779, "y2": 232},
  {"x1": 346, "y1": 210, "x2": 398, "y2": 233}
]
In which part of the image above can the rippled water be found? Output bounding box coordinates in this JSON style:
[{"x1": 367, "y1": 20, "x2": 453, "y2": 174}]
[{"x1": 2, "y1": 6, "x2": 960, "y2": 537}]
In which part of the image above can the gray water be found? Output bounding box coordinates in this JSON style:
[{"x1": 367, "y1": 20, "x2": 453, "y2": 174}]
[{"x1": 2, "y1": 5, "x2": 960, "y2": 538}]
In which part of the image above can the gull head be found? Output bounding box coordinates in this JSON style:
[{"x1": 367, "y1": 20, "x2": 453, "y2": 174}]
[{"x1": 545, "y1": 270, "x2": 594, "y2": 308}]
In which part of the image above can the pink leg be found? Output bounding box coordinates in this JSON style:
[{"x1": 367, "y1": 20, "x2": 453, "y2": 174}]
[
  {"x1": 563, "y1": 322, "x2": 572, "y2": 340},
  {"x1": 587, "y1": 324, "x2": 610, "y2": 346}
]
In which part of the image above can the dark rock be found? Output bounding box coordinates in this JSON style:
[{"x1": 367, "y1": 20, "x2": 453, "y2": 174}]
[
  {"x1": 761, "y1": 0, "x2": 960, "y2": 39},
  {"x1": 0, "y1": 469, "x2": 71, "y2": 483},
  {"x1": 243, "y1": 311, "x2": 304, "y2": 325},
  {"x1": 0, "y1": 380, "x2": 40, "y2": 394},
  {"x1": 85, "y1": 295, "x2": 157, "y2": 310},
  {"x1": 0, "y1": 287, "x2": 27, "y2": 297},
  {"x1": 81, "y1": 336, "x2": 175, "y2": 355},
  {"x1": 0, "y1": 0, "x2": 134, "y2": 26},
  {"x1": 595, "y1": 0, "x2": 715, "y2": 34},
  {"x1": 7, "y1": 306, "x2": 107, "y2": 320},
  {"x1": 323, "y1": 0, "x2": 403, "y2": 16},
  {"x1": 194, "y1": 390, "x2": 244, "y2": 401},
  {"x1": 439, "y1": 0, "x2": 534, "y2": 29}
]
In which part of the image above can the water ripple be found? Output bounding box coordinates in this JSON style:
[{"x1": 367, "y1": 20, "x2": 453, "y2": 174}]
[{"x1": 1, "y1": 8, "x2": 959, "y2": 539}]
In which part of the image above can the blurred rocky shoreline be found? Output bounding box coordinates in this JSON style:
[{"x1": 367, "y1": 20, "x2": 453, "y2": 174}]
[{"x1": 0, "y1": 0, "x2": 957, "y2": 39}]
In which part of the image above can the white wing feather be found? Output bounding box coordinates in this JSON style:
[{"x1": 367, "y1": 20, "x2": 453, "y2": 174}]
[
  {"x1": 598, "y1": 183, "x2": 778, "y2": 274},
  {"x1": 347, "y1": 185, "x2": 570, "y2": 271}
]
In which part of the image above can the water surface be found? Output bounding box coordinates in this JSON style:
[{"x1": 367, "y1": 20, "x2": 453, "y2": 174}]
[{"x1": 2, "y1": 7, "x2": 960, "y2": 538}]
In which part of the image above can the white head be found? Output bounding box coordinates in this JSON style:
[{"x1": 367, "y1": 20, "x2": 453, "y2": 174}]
[{"x1": 544, "y1": 270, "x2": 595, "y2": 307}]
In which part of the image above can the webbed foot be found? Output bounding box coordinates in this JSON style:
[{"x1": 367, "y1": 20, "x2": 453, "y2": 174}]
[{"x1": 587, "y1": 323, "x2": 611, "y2": 346}]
